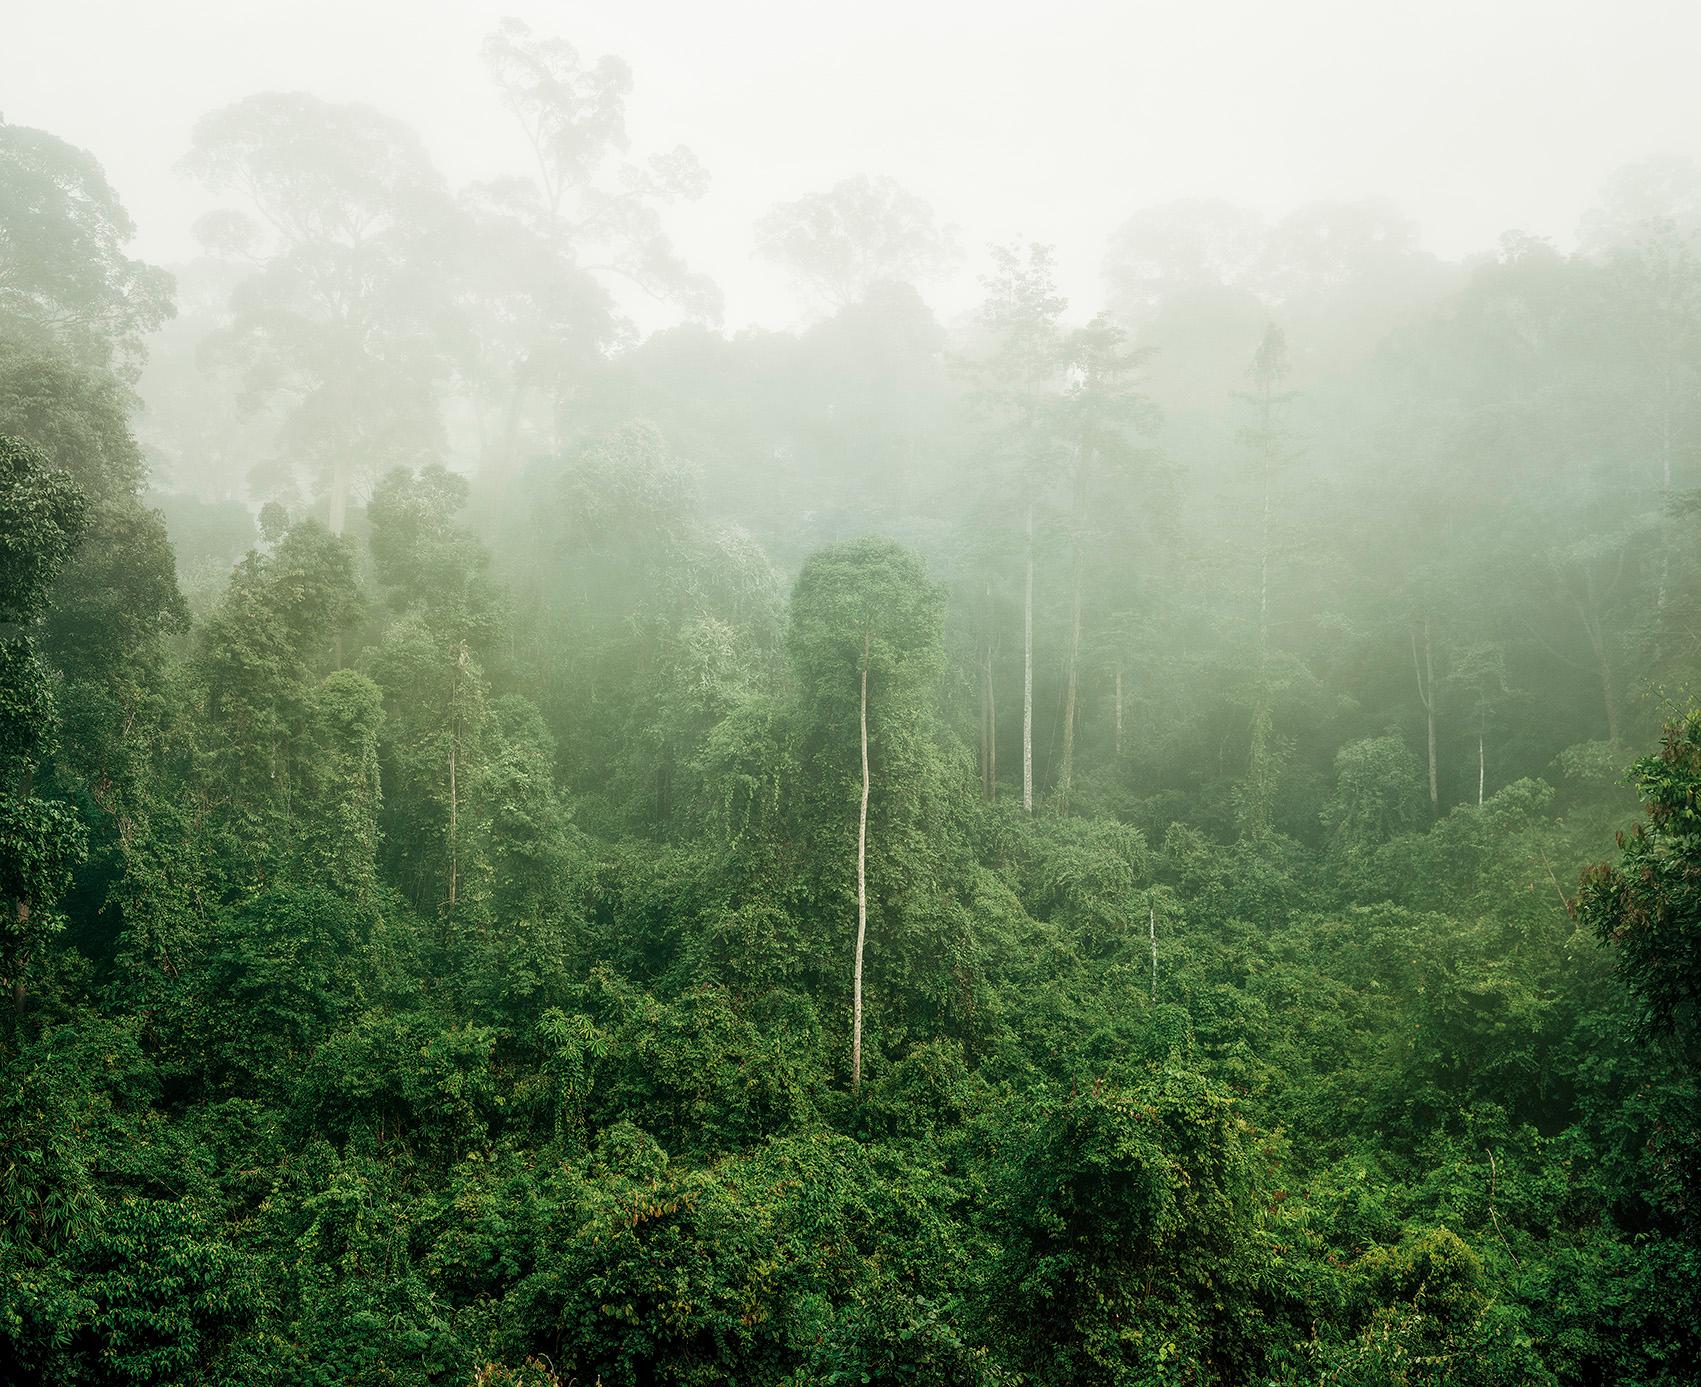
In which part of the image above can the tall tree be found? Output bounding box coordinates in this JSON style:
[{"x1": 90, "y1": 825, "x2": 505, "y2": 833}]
[
  {"x1": 971, "y1": 244, "x2": 1067, "y2": 813},
  {"x1": 755, "y1": 174, "x2": 959, "y2": 311},
  {"x1": 787, "y1": 539, "x2": 946, "y2": 1091},
  {"x1": 471, "y1": 19, "x2": 719, "y2": 478},
  {"x1": 182, "y1": 93, "x2": 456, "y2": 529},
  {"x1": 0, "y1": 119, "x2": 173, "y2": 379},
  {"x1": 0, "y1": 435, "x2": 88, "y2": 1016},
  {"x1": 1053, "y1": 316, "x2": 1154, "y2": 809},
  {"x1": 1234, "y1": 323, "x2": 1296, "y2": 837}
]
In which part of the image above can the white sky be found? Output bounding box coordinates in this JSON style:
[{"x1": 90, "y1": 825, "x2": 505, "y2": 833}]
[{"x1": 6, "y1": 0, "x2": 1701, "y2": 331}]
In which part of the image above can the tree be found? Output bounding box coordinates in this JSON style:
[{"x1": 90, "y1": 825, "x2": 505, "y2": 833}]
[
  {"x1": 991, "y1": 1067, "x2": 1261, "y2": 1384},
  {"x1": 0, "y1": 435, "x2": 88, "y2": 1015},
  {"x1": 1450, "y1": 641, "x2": 1513, "y2": 807},
  {"x1": 182, "y1": 93, "x2": 457, "y2": 530},
  {"x1": 971, "y1": 243, "x2": 1068, "y2": 813},
  {"x1": 1581, "y1": 712, "x2": 1701, "y2": 1056},
  {"x1": 756, "y1": 174, "x2": 959, "y2": 310},
  {"x1": 1321, "y1": 734, "x2": 1426, "y2": 876},
  {"x1": 1053, "y1": 316, "x2": 1155, "y2": 809},
  {"x1": 0, "y1": 120, "x2": 173, "y2": 379},
  {"x1": 1234, "y1": 323, "x2": 1297, "y2": 837},
  {"x1": 367, "y1": 463, "x2": 505, "y2": 650},
  {"x1": 787, "y1": 539, "x2": 946, "y2": 1090},
  {"x1": 295, "y1": 670, "x2": 384, "y2": 905},
  {"x1": 195, "y1": 517, "x2": 361, "y2": 889}
]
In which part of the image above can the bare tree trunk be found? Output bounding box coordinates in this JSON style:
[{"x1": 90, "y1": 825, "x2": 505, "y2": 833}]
[
  {"x1": 447, "y1": 642, "x2": 467, "y2": 915},
  {"x1": 1059, "y1": 561, "x2": 1083, "y2": 810},
  {"x1": 1115, "y1": 665, "x2": 1123, "y2": 759},
  {"x1": 1573, "y1": 596, "x2": 1620, "y2": 744},
  {"x1": 1596, "y1": 647, "x2": 1620, "y2": 745},
  {"x1": 1058, "y1": 442, "x2": 1091, "y2": 811},
  {"x1": 447, "y1": 735, "x2": 458, "y2": 912},
  {"x1": 328, "y1": 456, "x2": 351, "y2": 536},
  {"x1": 853, "y1": 632, "x2": 870, "y2": 1094},
  {"x1": 1023, "y1": 504, "x2": 1034, "y2": 813},
  {"x1": 1412, "y1": 619, "x2": 1438, "y2": 811},
  {"x1": 1148, "y1": 893, "x2": 1157, "y2": 1003},
  {"x1": 979, "y1": 655, "x2": 991, "y2": 801},
  {"x1": 1478, "y1": 727, "x2": 1485, "y2": 807}
]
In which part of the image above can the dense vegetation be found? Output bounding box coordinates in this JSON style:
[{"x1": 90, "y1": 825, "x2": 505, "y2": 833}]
[{"x1": 3, "y1": 26, "x2": 1700, "y2": 1383}]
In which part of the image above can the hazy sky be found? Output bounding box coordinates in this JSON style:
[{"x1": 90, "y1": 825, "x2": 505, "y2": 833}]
[{"x1": 7, "y1": 0, "x2": 1701, "y2": 331}]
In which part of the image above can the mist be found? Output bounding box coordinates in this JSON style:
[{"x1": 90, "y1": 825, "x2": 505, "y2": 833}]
[{"x1": 2, "y1": 4, "x2": 1700, "y2": 1383}]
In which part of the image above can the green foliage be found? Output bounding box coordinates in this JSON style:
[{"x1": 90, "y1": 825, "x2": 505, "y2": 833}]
[
  {"x1": 8, "y1": 97, "x2": 1701, "y2": 1383},
  {"x1": 1581, "y1": 711, "x2": 1701, "y2": 1054}
]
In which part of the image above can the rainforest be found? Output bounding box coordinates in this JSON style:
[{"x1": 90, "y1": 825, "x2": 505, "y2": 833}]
[{"x1": 2, "y1": 6, "x2": 1700, "y2": 1384}]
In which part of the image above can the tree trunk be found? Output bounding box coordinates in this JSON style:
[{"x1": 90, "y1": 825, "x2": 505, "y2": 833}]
[
  {"x1": 1478, "y1": 727, "x2": 1485, "y2": 808},
  {"x1": 1597, "y1": 647, "x2": 1620, "y2": 746},
  {"x1": 328, "y1": 455, "x2": 351, "y2": 536},
  {"x1": 1059, "y1": 547, "x2": 1083, "y2": 811},
  {"x1": 853, "y1": 632, "x2": 870, "y2": 1094},
  {"x1": 1148, "y1": 893, "x2": 1157, "y2": 1003},
  {"x1": 447, "y1": 734, "x2": 458, "y2": 912},
  {"x1": 1023, "y1": 504, "x2": 1034, "y2": 813},
  {"x1": 1574, "y1": 594, "x2": 1621, "y2": 744},
  {"x1": 1412, "y1": 619, "x2": 1438, "y2": 812},
  {"x1": 1115, "y1": 665, "x2": 1123, "y2": 759},
  {"x1": 1058, "y1": 441, "x2": 1092, "y2": 811},
  {"x1": 979, "y1": 665, "x2": 991, "y2": 801},
  {"x1": 447, "y1": 642, "x2": 467, "y2": 915}
]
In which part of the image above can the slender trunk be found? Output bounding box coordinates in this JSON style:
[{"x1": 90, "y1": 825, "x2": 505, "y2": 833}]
[
  {"x1": 447, "y1": 737, "x2": 458, "y2": 913},
  {"x1": 1478, "y1": 727, "x2": 1485, "y2": 808},
  {"x1": 1059, "y1": 444, "x2": 1090, "y2": 811},
  {"x1": 1574, "y1": 597, "x2": 1620, "y2": 744},
  {"x1": 853, "y1": 633, "x2": 870, "y2": 1094},
  {"x1": 1148, "y1": 893, "x2": 1157, "y2": 1003},
  {"x1": 1115, "y1": 665, "x2": 1124, "y2": 759},
  {"x1": 1059, "y1": 563, "x2": 1082, "y2": 810},
  {"x1": 1597, "y1": 648, "x2": 1620, "y2": 745},
  {"x1": 499, "y1": 371, "x2": 527, "y2": 482},
  {"x1": 979, "y1": 664, "x2": 991, "y2": 801},
  {"x1": 1412, "y1": 619, "x2": 1438, "y2": 811},
  {"x1": 447, "y1": 642, "x2": 466, "y2": 915},
  {"x1": 1023, "y1": 504, "x2": 1034, "y2": 813},
  {"x1": 328, "y1": 455, "x2": 350, "y2": 536},
  {"x1": 1426, "y1": 703, "x2": 1438, "y2": 810},
  {"x1": 1654, "y1": 375, "x2": 1673, "y2": 658},
  {"x1": 1258, "y1": 442, "x2": 1272, "y2": 669}
]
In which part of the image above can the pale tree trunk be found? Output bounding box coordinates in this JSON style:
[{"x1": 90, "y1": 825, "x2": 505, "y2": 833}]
[
  {"x1": 1572, "y1": 581, "x2": 1621, "y2": 744},
  {"x1": 1412, "y1": 619, "x2": 1438, "y2": 812},
  {"x1": 327, "y1": 456, "x2": 351, "y2": 536},
  {"x1": 979, "y1": 668, "x2": 991, "y2": 801},
  {"x1": 1148, "y1": 893, "x2": 1157, "y2": 1003},
  {"x1": 1023, "y1": 504, "x2": 1034, "y2": 813},
  {"x1": 1478, "y1": 726, "x2": 1485, "y2": 807},
  {"x1": 447, "y1": 641, "x2": 469, "y2": 916},
  {"x1": 1058, "y1": 567, "x2": 1082, "y2": 810},
  {"x1": 1115, "y1": 666, "x2": 1123, "y2": 759},
  {"x1": 980, "y1": 581, "x2": 998, "y2": 801},
  {"x1": 852, "y1": 632, "x2": 870, "y2": 1094},
  {"x1": 1058, "y1": 444, "x2": 1090, "y2": 810}
]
